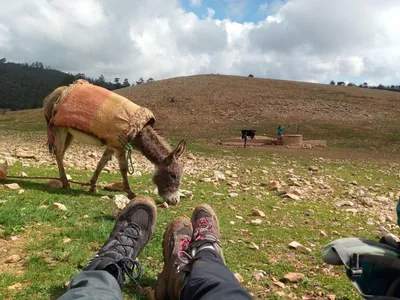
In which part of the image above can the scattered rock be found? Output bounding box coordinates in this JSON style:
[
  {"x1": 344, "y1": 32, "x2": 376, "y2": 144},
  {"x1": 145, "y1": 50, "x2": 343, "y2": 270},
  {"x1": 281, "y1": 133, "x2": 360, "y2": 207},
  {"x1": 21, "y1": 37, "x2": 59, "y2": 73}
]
[
  {"x1": 46, "y1": 179, "x2": 63, "y2": 189},
  {"x1": 5, "y1": 254, "x2": 21, "y2": 263},
  {"x1": 161, "y1": 202, "x2": 169, "y2": 209},
  {"x1": 320, "y1": 230, "x2": 328, "y2": 237},
  {"x1": 104, "y1": 182, "x2": 125, "y2": 192},
  {"x1": 272, "y1": 281, "x2": 286, "y2": 289},
  {"x1": 16, "y1": 150, "x2": 36, "y2": 158},
  {"x1": 7, "y1": 282, "x2": 23, "y2": 290},
  {"x1": 286, "y1": 186, "x2": 303, "y2": 197},
  {"x1": 252, "y1": 208, "x2": 266, "y2": 217},
  {"x1": 327, "y1": 294, "x2": 336, "y2": 300},
  {"x1": 283, "y1": 272, "x2": 304, "y2": 283},
  {"x1": 66, "y1": 174, "x2": 72, "y2": 180},
  {"x1": 268, "y1": 181, "x2": 281, "y2": 191},
  {"x1": 234, "y1": 273, "x2": 244, "y2": 283},
  {"x1": 345, "y1": 208, "x2": 358, "y2": 214},
  {"x1": 282, "y1": 193, "x2": 300, "y2": 201},
  {"x1": 289, "y1": 241, "x2": 301, "y2": 248},
  {"x1": 63, "y1": 237, "x2": 72, "y2": 244},
  {"x1": 4, "y1": 183, "x2": 20, "y2": 190},
  {"x1": 113, "y1": 195, "x2": 130, "y2": 210},
  {"x1": 250, "y1": 219, "x2": 263, "y2": 226},
  {"x1": 52, "y1": 202, "x2": 67, "y2": 211},
  {"x1": 235, "y1": 215, "x2": 243, "y2": 220},
  {"x1": 335, "y1": 200, "x2": 354, "y2": 207},
  {"x1": 100, "y1": 196, "x2": 110, "y2": 200},
  {"x1": 18, "y1": 189, "x2": 25, "y2": 195},
  {"x1": 20, "y1": 172, "x2": 28, "y2": 177},
  {"x1": 228, "y1": 205, "x2": 236, "y2": 210},
  {"x1": 214, "y1": 170, "x2": 226, "y2": 181},
  {"x1": 252, "y1": 270, "x2": 265, "y2": 281},
  {"x1": 289, "y1": 241, "x2": 311, "y2": 253},
  {"x1": 227, "y1": 181, "x2": 240, "y2": 187},
  {"x1": 309, "y1": 166, "x2": 319, "y2": 171},
  {"x1": 229, "y1": 193, "x2": 239, "y2": 198},
  {"x1": 249, "y1": 242, "x2": 259, "y2": 250}
]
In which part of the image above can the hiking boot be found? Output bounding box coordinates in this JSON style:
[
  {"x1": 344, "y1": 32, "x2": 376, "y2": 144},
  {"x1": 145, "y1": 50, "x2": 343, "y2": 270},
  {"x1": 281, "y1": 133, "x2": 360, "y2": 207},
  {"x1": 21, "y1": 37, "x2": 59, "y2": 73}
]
[
  {"x1": 84, "y1": 196, "x2": 157, "y2": 288},
  {"x1": 190, "y1": 204, "x2": 224, "y2": 261},
  {"x1": 155, "y1": 216, "x2": 193, "y2": 300}
]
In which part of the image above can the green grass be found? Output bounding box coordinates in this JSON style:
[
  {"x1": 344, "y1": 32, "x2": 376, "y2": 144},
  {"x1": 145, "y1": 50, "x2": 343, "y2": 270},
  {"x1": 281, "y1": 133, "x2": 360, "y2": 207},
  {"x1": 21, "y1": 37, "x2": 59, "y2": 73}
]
[{"x1": 1, "y1": 143, "x2": 398, "y2": 299}]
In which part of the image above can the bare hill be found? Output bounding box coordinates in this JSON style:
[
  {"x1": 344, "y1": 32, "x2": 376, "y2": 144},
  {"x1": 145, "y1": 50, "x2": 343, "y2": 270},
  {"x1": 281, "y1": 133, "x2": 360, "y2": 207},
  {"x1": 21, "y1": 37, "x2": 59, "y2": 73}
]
[
  {"x1": 1, "y1": 74, "x2": 400, "y2": 151},
  {"x1": 116, "y1": 74, "x2": 400, "y2": 150}
]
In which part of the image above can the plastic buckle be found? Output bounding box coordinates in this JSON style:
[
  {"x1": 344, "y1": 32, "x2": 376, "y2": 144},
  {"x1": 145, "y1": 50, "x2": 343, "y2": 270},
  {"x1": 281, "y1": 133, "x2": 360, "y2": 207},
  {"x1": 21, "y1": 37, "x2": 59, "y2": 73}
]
[{"x1": 350, "y1": 253, "x2": 363, "y2": 277}]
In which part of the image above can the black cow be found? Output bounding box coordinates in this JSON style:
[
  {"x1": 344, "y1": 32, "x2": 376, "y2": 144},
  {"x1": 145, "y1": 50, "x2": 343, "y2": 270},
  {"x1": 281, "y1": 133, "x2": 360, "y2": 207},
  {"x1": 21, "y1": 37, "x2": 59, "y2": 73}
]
[{"x1": 241, "y1": 130, "x2": 256, "y2": 148}]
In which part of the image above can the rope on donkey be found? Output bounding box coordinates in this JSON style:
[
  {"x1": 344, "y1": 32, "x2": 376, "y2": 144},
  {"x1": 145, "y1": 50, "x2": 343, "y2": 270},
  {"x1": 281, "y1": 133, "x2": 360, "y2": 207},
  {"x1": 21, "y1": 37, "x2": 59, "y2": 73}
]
[{"x1": 118, "y1": 135, "x2": 135, "y2": 175}]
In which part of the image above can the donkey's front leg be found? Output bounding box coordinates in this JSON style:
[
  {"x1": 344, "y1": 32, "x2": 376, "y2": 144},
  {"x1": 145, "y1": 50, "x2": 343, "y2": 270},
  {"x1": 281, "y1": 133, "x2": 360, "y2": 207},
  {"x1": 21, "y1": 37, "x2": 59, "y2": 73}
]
[
  {"x1": 89, "y1": 147, "x2": 115, "y2": 193},
  {"x1": 116, "y1": 149, "x2": 136, "y2": 199}
]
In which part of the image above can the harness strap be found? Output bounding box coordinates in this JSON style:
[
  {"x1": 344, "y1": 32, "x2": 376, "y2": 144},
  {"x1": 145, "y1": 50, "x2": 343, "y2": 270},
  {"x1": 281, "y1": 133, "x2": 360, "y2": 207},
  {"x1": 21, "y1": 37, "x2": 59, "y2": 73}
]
[{"x1": 118, "y1": 135, "x2": 135, "y2": 175}]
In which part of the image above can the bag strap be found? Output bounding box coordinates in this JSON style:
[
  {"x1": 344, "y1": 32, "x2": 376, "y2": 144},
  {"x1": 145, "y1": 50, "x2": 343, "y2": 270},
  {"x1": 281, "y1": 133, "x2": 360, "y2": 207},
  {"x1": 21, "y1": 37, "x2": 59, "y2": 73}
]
[{"x1": 331, "y1": 243, "x2": 363, "y2": 276}]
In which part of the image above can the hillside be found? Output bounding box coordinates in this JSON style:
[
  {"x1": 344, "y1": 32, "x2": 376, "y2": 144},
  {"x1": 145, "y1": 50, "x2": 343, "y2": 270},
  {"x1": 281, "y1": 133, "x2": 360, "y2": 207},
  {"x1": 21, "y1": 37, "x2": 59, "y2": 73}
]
[
  {"x1": 116, "y1": 74, "x2": 400, "y2": 150},
  {"x1": 0, "y1": 62, "x2": 68, "y2": 110},
  {"x1": 2, "y1": 74, "x2": 400, "y2": 151},
  {"x1": 0, "y1": 61, "x2": 127, "y2": 110}
]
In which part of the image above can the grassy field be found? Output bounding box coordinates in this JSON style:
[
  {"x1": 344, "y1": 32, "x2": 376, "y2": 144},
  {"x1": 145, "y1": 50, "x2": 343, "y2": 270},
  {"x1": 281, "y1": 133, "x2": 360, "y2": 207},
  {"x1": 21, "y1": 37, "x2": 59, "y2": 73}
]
[
  {"x1": 1, "y1": 135, "x2": 399, "y2": 299},
  {"x1": 1, "y1": 75, "x2": 400, "y2": 299}
]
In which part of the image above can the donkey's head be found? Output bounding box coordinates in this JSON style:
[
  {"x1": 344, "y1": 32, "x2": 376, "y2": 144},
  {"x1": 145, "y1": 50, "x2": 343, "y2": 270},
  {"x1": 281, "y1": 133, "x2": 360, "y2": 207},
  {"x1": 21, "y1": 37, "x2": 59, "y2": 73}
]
[{"x1": 152, "y1": 140, "x2": 186, "y2": 205}]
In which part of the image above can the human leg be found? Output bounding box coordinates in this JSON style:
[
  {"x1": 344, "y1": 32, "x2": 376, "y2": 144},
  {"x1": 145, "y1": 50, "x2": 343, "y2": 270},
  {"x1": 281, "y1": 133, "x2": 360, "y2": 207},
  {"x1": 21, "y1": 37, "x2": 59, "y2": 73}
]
[
  {"x1": 155, "y1": 204, "x2": 252, "y2": 300},
  {"x1": 58, "y1": 196, "x2": 157, "y2": 299},
  {"x1": 181, "y1": 204, "x2": 252, "y2": 300}
]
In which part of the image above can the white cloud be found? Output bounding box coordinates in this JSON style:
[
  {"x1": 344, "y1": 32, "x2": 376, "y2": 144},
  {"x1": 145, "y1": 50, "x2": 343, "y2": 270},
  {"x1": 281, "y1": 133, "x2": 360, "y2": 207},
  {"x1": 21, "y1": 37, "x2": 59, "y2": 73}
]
[
  {"x1": 190, "y1": 0, "x2": 201, "y2": 7},
  {"x1": 206, "y1": 7, "x2": 216, "y2": 19},
  {"x1": 0, "y1": 0, "x2": 399, "y2": 85}
]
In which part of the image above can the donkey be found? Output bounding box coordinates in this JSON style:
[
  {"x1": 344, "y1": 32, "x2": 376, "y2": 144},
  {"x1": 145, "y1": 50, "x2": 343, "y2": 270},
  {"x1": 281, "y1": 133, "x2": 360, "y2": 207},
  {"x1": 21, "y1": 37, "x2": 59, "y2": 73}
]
[{"x1": 43, "y1": 85, "x2": 185, "y2": 205}]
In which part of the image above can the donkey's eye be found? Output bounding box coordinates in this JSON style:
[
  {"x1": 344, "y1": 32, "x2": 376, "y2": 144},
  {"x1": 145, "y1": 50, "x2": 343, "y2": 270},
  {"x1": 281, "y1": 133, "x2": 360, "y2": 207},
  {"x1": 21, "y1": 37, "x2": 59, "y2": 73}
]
[{"x1": 171, "y1": 174, "x2": 177, "y2": 180}]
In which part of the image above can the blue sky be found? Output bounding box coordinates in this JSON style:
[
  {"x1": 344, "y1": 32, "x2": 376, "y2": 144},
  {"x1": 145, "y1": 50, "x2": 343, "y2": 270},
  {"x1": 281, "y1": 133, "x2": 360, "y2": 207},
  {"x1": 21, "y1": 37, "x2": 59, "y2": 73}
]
[{"x1": 180, "y1": 0, "x2": 283, "y2": 23}]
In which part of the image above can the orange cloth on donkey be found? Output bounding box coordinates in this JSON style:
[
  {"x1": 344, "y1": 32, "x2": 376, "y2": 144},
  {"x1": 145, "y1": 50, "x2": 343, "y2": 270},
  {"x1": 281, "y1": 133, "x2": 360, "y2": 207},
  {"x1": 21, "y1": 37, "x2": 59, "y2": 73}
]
[{"x1": 52, "y1": 80, "x2": 154, "y2": 148}]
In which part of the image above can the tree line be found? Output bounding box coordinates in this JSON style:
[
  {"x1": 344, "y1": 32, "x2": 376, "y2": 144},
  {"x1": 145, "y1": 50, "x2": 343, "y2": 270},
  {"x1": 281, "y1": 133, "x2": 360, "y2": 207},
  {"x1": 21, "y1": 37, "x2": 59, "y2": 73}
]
[
  {"x1": 330, "y1": 80, "x2": 400, "y2": 92},
  {"x1": 0, "y1": 58, "x2": 155, "y2": 110}
]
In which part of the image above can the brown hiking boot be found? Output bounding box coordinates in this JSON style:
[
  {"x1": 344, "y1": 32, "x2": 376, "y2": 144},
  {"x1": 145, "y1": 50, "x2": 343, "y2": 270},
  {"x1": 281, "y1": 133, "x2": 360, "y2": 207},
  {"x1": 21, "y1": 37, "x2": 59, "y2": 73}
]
[
  {"x1": 84, "y1": 196, "x2": 157, "y2": 288},
  {"x1": 190, "y1": 204, "x2": 224, "y2": 261},
  {"x1": 156, "y1": 216, "x2": 193, "y2": 300}
]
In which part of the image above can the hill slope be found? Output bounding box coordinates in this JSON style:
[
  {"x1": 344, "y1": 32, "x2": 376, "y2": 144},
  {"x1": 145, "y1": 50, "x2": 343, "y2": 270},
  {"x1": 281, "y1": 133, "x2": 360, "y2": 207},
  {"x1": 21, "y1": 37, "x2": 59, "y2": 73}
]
[
  {"x1": 116, "y1": 74, "x2": 400, "y2": 150},
  {"x1": 0, "y1": 62, "x2": 68, "y2": 110},
  {"x1": 2, "y1": 74, "x2": 400, "y2": 150}
]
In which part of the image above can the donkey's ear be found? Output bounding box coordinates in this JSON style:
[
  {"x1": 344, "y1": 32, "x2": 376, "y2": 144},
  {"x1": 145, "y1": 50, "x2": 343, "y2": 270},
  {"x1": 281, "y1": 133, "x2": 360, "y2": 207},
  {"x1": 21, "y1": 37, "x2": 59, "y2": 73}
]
[
  {"x1": 165, "y1": 140, "x2": 186, "y2": 165},
  {"x1": 173, "y1": 140, "x2": 186, "y2": 158}
]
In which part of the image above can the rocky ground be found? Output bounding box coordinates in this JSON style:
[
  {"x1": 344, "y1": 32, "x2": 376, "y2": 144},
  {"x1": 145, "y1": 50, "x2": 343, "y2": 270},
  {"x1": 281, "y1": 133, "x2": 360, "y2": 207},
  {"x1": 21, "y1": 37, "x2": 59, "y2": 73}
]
[{"x1": 1, "y1": 132, "x2": 400, "y2": 299}]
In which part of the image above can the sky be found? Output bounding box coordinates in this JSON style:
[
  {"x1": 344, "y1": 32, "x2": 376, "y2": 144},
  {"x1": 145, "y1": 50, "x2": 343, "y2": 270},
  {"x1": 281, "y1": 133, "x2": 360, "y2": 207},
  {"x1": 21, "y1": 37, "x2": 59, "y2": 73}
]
[{"x1": 1, "y1": 0, "x2": 400, "y2": 86}]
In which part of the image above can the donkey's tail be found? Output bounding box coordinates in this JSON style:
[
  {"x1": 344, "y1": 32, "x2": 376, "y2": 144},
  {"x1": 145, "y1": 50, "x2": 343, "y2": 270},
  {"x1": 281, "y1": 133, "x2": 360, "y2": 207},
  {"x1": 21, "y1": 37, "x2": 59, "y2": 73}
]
[{"x1": 43, "y1": 86, "x2": 67, "y2": 154}]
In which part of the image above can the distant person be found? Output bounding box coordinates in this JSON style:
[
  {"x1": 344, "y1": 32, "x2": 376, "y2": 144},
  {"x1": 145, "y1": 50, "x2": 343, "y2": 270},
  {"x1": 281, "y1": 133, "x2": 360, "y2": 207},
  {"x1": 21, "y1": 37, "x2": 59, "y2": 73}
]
[
  {"x1": 277, "y1": 126, "x2": 285, "y2": 144},
  {"x1": 58, "y1": 197, "x2": 252, "y2": 300}
]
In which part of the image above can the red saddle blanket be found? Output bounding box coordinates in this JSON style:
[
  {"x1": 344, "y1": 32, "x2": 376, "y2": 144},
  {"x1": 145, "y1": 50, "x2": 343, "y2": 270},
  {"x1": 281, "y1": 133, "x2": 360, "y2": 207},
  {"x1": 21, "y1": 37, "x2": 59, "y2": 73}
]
[{"x1": 50, "y1": 80, "x2": 154, "y2": 148}]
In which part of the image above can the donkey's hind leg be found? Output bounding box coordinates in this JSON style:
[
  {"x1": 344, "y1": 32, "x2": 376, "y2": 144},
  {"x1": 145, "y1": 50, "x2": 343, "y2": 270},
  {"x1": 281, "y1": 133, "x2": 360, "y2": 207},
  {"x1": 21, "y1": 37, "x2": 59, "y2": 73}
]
[
  {"x1": 53, "y1": 126, "x2": 71, "y2": 188},
  {"x1": 89, "y1": 147, "x2": 115, "y2": 193},
  {"x1": 116, "y1": 149, "x2": 136, "y2": 199}
]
